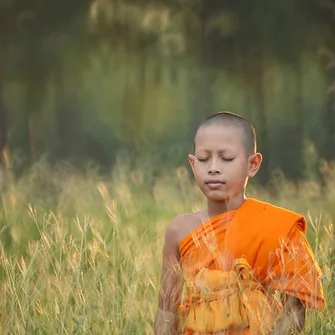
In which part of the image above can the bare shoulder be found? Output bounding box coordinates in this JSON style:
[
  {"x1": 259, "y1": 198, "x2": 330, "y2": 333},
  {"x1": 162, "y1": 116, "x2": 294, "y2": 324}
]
[
  {"x1": 166, "y1": 212, "x2": 201, "y2": 234},
  {"x1": 164, "y1": 211, "x2": 203, "y2": 251}
]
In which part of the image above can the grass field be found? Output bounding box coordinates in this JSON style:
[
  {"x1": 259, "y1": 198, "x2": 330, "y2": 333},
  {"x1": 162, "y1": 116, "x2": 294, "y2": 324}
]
[{"x1": 0, "y1": 157, "x2": 333, "y2": 334}]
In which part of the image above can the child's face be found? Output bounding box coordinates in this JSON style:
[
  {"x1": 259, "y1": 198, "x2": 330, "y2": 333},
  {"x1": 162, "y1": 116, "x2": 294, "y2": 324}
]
[{"x1": 189, "y1": 124, "x2": 260, "y2": 202}]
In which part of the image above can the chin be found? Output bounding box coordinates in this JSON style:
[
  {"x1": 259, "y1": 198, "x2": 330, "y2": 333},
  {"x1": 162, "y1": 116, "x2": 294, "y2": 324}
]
[
  {"x1": 210, "y1": 197, "x2": 229, "y2": 202},
  {"x1": 199, "y1": 187, "x2": 229, "y2": 201},
  {"x1": 205, "y1": 193, "x2": 229, "y2": 202}
]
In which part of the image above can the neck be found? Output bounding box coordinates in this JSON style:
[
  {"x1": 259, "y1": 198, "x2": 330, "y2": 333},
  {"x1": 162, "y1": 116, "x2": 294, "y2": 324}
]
[{"x1": 206, "y1": 193, "x2": 247, "y2": 218}]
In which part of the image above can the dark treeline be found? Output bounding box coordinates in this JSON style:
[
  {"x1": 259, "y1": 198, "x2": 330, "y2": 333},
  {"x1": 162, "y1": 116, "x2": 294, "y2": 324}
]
[{"x1": 0, "y1": 0, "x2": 335, "y2": 183}]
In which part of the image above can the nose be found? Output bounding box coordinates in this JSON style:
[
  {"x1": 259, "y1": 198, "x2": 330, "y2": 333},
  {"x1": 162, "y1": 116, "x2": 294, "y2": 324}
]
[{"x1": 208, "y1": 159, "x2": 221, "y2": 175}]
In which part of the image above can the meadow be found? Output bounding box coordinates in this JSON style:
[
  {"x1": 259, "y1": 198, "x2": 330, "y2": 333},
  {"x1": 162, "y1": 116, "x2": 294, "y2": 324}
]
[{"x1": 0, "y1": 155, "x2": 333, "y2": 334}]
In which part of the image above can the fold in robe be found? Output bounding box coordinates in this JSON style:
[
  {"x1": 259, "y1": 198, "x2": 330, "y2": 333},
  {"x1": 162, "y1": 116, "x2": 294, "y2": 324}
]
[{"x1": 178, "y1": 199, "x2": 325, "y2": 335}]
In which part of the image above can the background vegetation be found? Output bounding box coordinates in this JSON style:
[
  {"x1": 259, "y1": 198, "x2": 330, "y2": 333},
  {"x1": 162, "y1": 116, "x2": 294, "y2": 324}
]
[
  {"x1": 1, "y1": 0, "x2": 335, "y2": 181},
  {"x1": 0, "y1": 160, "x2": 334, "y2": 334}
]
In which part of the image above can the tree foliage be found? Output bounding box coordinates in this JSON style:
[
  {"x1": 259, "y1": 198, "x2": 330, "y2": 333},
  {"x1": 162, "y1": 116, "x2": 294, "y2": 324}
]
[{"x1": 0, "y1": 0, "x2": 334, "y2": 181}]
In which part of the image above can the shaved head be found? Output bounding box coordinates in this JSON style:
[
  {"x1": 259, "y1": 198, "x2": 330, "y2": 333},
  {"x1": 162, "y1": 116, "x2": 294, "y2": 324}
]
[{"x1": 194, "y1": 111, "x2": 257, "y2": 156}]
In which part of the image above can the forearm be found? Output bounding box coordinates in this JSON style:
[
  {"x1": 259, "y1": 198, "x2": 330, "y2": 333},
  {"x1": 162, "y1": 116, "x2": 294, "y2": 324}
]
[
  {"x1": 154, "y1": 308, "x2": 178, "y2": 335},
  {"x1": 270, "y1": 298, "x2": 306, "y2": 335}
]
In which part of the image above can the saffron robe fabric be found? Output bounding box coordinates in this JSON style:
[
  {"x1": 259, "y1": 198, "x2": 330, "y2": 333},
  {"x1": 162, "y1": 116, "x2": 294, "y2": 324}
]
[{"x1": 178, "y1": 199, "x2": 326, "y2": 334}]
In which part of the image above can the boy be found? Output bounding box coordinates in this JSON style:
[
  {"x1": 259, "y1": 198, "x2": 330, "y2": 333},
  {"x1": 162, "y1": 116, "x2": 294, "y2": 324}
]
[{"x1": 154, "y1": 112, "x2": 325, "y2": 335}]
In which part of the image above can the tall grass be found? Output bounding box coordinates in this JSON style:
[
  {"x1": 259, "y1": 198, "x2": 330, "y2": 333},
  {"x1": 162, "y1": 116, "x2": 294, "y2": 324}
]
[{"x1": 0, "y1": 156, "x2": 333, "y2": 334}]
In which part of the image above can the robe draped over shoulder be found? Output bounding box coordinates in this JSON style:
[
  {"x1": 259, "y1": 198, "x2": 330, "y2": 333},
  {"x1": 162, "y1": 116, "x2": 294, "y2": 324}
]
[{"x1": 178, "y1": 199, "x2": 326, "y2": 335}]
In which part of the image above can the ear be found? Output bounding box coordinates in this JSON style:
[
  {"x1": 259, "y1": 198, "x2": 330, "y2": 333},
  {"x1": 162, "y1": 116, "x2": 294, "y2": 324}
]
[
  {"x1": 247, "y1": 153, "x2": 262, "y2": 178},
  {"x1": 188, "y1": 154, "x2": 196, "y2": 174}
]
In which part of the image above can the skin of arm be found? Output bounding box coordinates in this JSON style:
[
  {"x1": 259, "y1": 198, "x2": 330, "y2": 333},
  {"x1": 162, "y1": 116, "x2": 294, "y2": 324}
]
[
  {"x1": 270, "y1": 296, "x2": 306, "y2": 335},
  {"x1": 154, "y1": 218, "x2": 183, "y2": 335}
]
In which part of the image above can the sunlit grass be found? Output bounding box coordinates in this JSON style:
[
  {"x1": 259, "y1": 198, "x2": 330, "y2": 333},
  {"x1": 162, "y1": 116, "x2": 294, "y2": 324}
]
[{"x1": 0, "y1": 156, "x2": 333, "y2": 334}]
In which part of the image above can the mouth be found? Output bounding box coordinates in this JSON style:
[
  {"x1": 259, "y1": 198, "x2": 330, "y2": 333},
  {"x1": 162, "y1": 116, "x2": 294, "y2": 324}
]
[{"x1": 205, "y1": 180, "x2": 225, "y2": 185}]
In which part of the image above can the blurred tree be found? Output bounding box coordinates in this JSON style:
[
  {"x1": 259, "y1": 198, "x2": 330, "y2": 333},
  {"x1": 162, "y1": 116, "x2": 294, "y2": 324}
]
[
  {"x1": 299, "y1": 0, "x2": 335, "y2": 162},
  {"x1": 88, "y1": 0, "x2": 334, "y2": 181},
  {"x1": 0, "y1": 0, "x2": 334, "y2": 179},
  {"x1": 0, "y1": 48, "x2": 6, "y2": 164},
  {"x1": 0, "y1": 1, "x2": 18, "y2": 163},
  {"x1": 0, "y1": 0, "x2": 91, "y2": 163},
  {"x1": 185, "y1": 0, "x2": 310, "y2": 182},
  {"x1": 317, "y1": 11, "x2": 335, "y2": 162}
]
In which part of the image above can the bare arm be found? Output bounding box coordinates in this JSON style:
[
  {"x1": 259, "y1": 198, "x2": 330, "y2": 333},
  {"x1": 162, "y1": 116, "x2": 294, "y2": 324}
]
[
  {"x1": 265, "y1": 225, "x2": 324, "y2": 334},
  {"x1": 270, "y1": 296, "x2": 306, "y2": 335},
  {"x1": 154, "y1": 219, "x2": 183, "y2": 335}
]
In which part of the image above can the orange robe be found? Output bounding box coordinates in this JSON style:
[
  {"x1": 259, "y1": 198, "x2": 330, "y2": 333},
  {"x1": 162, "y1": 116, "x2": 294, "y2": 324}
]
[{"x1": 178, "y1": 198, "x2": 325, "y2": 335}]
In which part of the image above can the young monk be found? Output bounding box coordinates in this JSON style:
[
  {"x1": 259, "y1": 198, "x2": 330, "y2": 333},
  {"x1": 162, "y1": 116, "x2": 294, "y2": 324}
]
[{"x1": 154, "y1": 112, "x2": 326, "y2": 335}]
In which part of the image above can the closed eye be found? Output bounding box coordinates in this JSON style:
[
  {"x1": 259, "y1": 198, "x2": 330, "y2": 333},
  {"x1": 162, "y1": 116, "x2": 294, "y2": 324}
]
[
  {"x1": 222, "y1": 157, "x2": 234, "y2": 162},
  {"x1": 197, "y1": 157, "x2": 209, "y2": 162}
]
